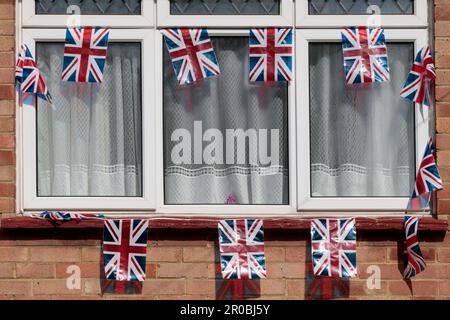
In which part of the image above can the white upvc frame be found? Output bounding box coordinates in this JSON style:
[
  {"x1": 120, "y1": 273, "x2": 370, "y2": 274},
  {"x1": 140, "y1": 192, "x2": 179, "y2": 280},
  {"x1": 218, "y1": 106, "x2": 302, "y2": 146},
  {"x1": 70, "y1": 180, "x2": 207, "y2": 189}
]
[
  {"x1": 154, "y1": 29, "x2": 298, "y2": 215},
  {"x1": 20, "y1": 28, "x2": 156, "y2": 211},
  {"x1": 296, "y1": 0, "x2": 428, "y2": 28},
  {"x1": 156, "y1": 0, "x2": 293, "y2": 27},
  {"x1": 296, "y1": 28, "x2": 429, "y2": 212},
  {"x1": 21, "y1": 0, "x2": 154, "y2": 28}
]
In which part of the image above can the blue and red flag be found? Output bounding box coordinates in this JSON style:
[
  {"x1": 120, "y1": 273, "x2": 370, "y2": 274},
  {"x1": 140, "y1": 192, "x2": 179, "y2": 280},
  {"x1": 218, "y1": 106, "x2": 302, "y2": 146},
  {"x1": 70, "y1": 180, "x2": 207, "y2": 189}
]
[
  {"x1": 162, "y1": 28, "x2": 220, "y2": 85},
  {"x1": 249, "y1": 28, "x2": 293, "y2": 82},
  {"x1": 27, "y1": 211, "x2": 104, "y2": 224},
  {"x1": 403, "y1": 216, "x2": 426, "y2": 279},
  {"x1": 103, "y1": 219, "x2": 149, "y2": 282},
  {"x1": 218, "y1": 219, "x2": 266, "y2": 279},
  {"x1": 62, "y1": 27, "x2": 110, "y2": 83},
  {"x1": 311, "y1": 218, "x2": 357, "y2": 278},
  {"x1": 15, "y1": 44, "x2": 52, "y2": 103},
  {"x1": 400, "y1": 46, "x2": 436, "y2": 108},
  {"x1": 341, "y1": 27, "x2": 390, "y2": 85},
  {"x1": 407, "y1": 137, "x2": 443, "y2": 210}
]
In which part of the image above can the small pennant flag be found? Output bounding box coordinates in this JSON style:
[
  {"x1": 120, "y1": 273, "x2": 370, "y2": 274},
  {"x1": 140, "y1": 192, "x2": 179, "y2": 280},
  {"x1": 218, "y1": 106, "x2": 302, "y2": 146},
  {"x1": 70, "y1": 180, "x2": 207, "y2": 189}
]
[
  {"x1": 403, "y1": 216, "x2": 426, "y2": 279},
  {"x1": 62, "y1": 27, "x2": 110, "y2": 83},
  {"x1": 15, "y1": 44, "x2": 52, "y2": 103},
  {"x1": 249, "y1": 28, "x2": 293, "y2": 82},
  {"x1": 218, "y1": 219, "x2": 266, "y2": 279},
  {"x1": 27, "y1": 211, "x2": 104, "y2": 224},
  {"x1": 407, "y1": 137, "x2": 443, "y2": 210},
  {"x1": 400, "y1": 46, "x2": 436, "y2": 108},
  {"x1": 311, "y1": 218, "x2": 357, "y2": 278},
  {"x1": 341, "y1": 27, "x2": 390, "y2": 84},
  {"x1": 103, "y1": 219, "x2": 149, "y2": 283},
  {"x1": 162, "y1": 28, "x2": 220, "y2": 85}
]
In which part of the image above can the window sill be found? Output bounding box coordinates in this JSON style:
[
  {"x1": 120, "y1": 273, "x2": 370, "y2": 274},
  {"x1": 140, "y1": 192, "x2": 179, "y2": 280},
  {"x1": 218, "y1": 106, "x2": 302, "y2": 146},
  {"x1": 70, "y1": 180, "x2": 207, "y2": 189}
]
[{"x1": 0, "y1": 216, "x2": 447, "y2": 232}]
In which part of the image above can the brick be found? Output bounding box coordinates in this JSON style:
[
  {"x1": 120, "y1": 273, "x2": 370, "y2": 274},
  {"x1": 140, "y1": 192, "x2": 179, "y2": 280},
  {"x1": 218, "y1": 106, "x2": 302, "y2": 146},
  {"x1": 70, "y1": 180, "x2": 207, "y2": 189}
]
[
  {"x1": 147, "y1": 247, "x2": 182, "y2": 262},
  {"x1": 437, "y1": 118, "x2": 450, "y2": 133},
  {"x1": 436, "y1": 55, "x2": 450, "y2": 69},
  {"x1": 266, "y1": 263, "x2": 305, "y2": 279},
  {"x1": 0, "y1": 21, "x2": 14, "y2": 36},
  {"x1": 436, "y1": 22, "x2": 450, "y2": 37},
  {"x1": 83, "y1": 279, "x2": 101, "y2": 295},
  {"x1": 33, "y1": 279, "x2": 82, "y2": 295},
  {"x1": 285, "y1": 247, "x2": 306, "y2": 262},
  {"x1": 358, "y1": 263, "x2": 401, "y2": 280},
  {"x1": 29, "y1": 247, "x2": 81, "y2": 262},
  {"x1": 436, "y1": 86, "x2": 450, "y2": 102},
  {"x1": 265, "y1": 247, "x2": 285, "y2": 262},
  {"x1": 0, "y1": 263, "x2": 13, "y2": 278},
  {"x1": 0, "y1": 134, "x2": 14, "y2": 148},
  {"x1": 0, "y1": 36, "x2": 13, "y2": 52},
  {"x1": 142, "y1": 279, "x2": 185, "y2": 295},
  {"x1": 358, "y1": 248, "x2": 386, "y2": 263},
  {"x1": 0, "y1": 68, "x2": 13, "y2": 83},
  {"x1": 186, "y1": 279, "x2": 216, "y2": 295},
  {"x1": 0, "y1": 199, "x2": 14, "y2": 212},
  {"x1": 0, "y1": 247, "x2": 28, "y2": 262},
  {"x1": 0, "y1": 182, "x2": 14, "y2": 197},
  {"x1": 0, "y1": 166, "x2": 14, "y2": 181},
  {"x1": 0, "y1": 281, "x2": 31, "y2": 295},
  {"x1": 81, "y1": 247, "x2": 100, "y2": 262},
  {"x1": 438, "y1": 248, "x2": 450, "y2": 262},
  {"x1": 16, "y1": 263, "x2": 54, "y2": 279},
  {"x1": 349, "y1": 280, "x2": 387, "y2": 296},
  {"x1": 156, "y1": 263, "x2": 209, "y2": 279},
  {"x1": 0, "y1": 150, "x2": 14, "y2": 165},
  {"x1": 437, "y1": 70, "x2": 450, "y2": 86},
  {"x1": 0, "y1": 100, "x2": 14, "y2": 116},
  {"x1": 0, "y1": 3, "x2": 14, "y2": 20},
  {"x1": 260, "y1": 279, "x2": 285, "y2": 295},
  {"x1": 389, "y1": 280, "x2": 438, "y2": 296},
  {"x1": 182, "y1": 247, "x2": 214, "y2": 262},
  {"x1": 439, "y1": 281, "x2": 450, "y2": 296},
  {"x1": 286, "y1": 279, "x2": 305, "y2": 297},
  {"x1": 0, "y1": 84, "x2": 14, "y2": 99},
  {"x1": 56, "y1": 262, "x2": 99, "y2": 279}
]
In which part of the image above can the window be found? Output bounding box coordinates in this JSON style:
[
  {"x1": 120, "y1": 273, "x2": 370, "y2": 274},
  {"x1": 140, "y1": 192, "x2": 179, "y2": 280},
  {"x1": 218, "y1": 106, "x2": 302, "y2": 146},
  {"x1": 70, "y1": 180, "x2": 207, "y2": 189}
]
[{"x1": 18, "y1": 1, "x2": 431, "y2": 214}]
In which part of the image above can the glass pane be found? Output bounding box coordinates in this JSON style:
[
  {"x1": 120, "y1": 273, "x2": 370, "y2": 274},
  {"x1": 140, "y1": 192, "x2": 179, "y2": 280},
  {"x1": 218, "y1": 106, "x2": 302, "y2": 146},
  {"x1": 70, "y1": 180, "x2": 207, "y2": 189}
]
[
  {"x1": 170, "y1": 0, "x2": 280, "y2": 15},
  {"x1": 35, "y1": 0, "x2": 141, "y2": 15},
  {"x1": 163, "y1": 37, "x2": 289, "y2": 205},
  {"x1": 309, "y1": 43, "x2": 415, "y2": 197},
  {"x1": 309, "y1": 0, "x2": 414, "y2": 15},
  {"x1": 36, "y1": 42, "x2": 142, "y2": 197}
]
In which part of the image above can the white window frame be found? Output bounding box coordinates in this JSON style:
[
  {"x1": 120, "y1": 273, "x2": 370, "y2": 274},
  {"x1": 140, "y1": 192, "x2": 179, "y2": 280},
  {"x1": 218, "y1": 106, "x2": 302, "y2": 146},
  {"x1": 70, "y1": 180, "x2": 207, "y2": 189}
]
[
  {"x1": 21, "y1": 0, "x2": 154, "y2": 28},
  {"x1": 296, "y1": 28, "x2": 430, "y2": 212},
  {"x1": 19, "y1": 28, "x2": 156, "y2": 211},
  {"x1": 157, "y1": 0, "x2": 294, "y2": 27},
  {"x1": 154, "y1": 29, "x2": 298, "y2": 215},
  {"x1": 296, "y1": 0, "x2": 428, "y2": 28}
]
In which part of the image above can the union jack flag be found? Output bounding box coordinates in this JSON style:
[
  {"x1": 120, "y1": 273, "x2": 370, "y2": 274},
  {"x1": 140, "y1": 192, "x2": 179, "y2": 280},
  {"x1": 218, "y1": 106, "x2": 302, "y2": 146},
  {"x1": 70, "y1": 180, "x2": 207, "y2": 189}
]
[
  {"x1": 15, "y1": 44, "x2": 52, "y2": 103},
  {"x1": 218, "y1": 219, "x2": 266, "y2": 280},
  {"x1": 249, "y1": 28, "x2": 293, "y2": 82},
  {"x1": 28, "y1": 211, "x2": 105, "y2": 224},
  {"x1": 162, "y1": 28, "x2": 220, "y2": 85},
  {"x1": 341, "y1": 27, "x2": 390, "y2": 84},
  {"x1": 103, "y1": 219, "x2": 149, "y2": 282},
  {"x1": 311, "y1": 218, "x2": 357, "y2": 278},
  {"x1": 62, "y1": 27, "x2": 110, "y2": 83},
  {"x1": 400, "y1": 46, "x2": 436, "y2": 108},
  {"x1": 412, "y1": 137, "x2": 442, "y2": 199},
  {"x1": 403, "y1": 216, "x2": 426, "y2": 279}
]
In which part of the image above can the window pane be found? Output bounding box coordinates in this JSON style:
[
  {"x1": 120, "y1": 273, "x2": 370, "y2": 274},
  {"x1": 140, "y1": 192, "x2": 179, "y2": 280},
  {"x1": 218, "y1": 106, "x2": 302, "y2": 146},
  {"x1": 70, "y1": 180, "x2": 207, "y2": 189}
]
[
  {"x1": 36, "y1": 0, "x2": 141, "y2": 15},
  {"x1": 309, "y1": 43, "x2": 415, "y2": 197},
  {"x1": 36, "y1": 42, "x2": 142, "y2": 197},
  {"x1": 170, "y1": 0, "x2": 280, "y2": 15},
  {"x1": 309, "y1": 0, "x2": 414, "y2": 15},
  {"x1": 163, "y1": 37, "x2": 288, "y2": 205}
]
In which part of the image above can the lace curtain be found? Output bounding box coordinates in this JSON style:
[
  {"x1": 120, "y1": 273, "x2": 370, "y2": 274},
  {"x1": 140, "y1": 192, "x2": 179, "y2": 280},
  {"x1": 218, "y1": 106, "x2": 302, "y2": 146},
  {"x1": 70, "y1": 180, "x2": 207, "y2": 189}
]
[
  {"x1": 163, "y1": 37, "x2": 289, "y2": 205},
  {"x1": 309, "y1": 43, "x2": 415, "y2": 197},
  {"x1": 36, "y1": 43, "x2": 142, "y2": 197}
]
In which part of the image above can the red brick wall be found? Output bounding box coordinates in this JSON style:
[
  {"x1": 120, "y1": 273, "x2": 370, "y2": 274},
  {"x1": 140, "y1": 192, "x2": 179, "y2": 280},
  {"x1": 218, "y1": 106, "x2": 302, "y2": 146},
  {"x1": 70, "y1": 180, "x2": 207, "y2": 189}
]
[{"x1": 0, "y1": 0, "x2": 449, "y2": 299}]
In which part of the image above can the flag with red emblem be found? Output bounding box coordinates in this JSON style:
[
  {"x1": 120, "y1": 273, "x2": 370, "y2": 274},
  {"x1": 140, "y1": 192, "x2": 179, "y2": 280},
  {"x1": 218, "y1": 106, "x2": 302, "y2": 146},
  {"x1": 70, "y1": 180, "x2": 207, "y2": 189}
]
[
  {"x1": 311, "y1": 218, "x2": 357, "y2": 278},
  {"x1": 400, "y1": 46, "x2": 436, "y2": 108},
  {"x1": 162, "y1": 28, "x2": 220, "y2": 85},
  {"x1": 103, "y1": 219, "x2": 149, "y2": 282},
  {"x1": 403, "y1": 216, "x2": 426, "y2": 279},
  {"x1": 15, "y1": 44, "x2": 52, "y2": 103},
  {"x1": 62, "y1": 27, "x2": 110, "y2": 83},
  {"x1": 341, "y1": 27, "x2": 390, "y2": 84},
  {"x1": 218, "y1": 219, "x2": 266, "y2": 279},
  {"x1": 249, "y1": 28, "x2": 293, "y2": 82}
]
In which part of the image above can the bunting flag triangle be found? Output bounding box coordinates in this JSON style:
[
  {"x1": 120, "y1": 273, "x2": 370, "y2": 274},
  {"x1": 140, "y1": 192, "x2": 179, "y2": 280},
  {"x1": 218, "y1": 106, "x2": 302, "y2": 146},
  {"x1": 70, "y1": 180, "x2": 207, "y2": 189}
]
[{"x1": 403, "y1": 216, "x2": 426, "y2": 279}]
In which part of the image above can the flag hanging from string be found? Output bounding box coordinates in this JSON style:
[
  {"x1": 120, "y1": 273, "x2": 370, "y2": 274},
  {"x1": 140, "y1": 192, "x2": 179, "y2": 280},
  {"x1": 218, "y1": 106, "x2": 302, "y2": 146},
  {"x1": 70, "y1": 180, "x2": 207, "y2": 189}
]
[{"x1": 403, "y1": 216, "x2": 426, "y2": 279}]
